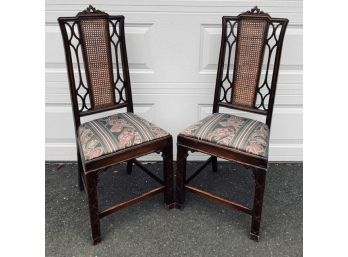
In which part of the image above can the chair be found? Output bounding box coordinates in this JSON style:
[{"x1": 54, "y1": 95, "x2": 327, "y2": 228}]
[
  {"x1": 58, "y1": 5, "x2": 174, "y2": 244},
  {"x1": 175, "y1": 6, "x2": 288, "y2": 241}
]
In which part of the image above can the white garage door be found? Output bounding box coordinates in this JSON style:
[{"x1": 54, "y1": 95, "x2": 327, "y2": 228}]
[{"x1": 45, "y1": 0, "x2": 303, "y2": 161}]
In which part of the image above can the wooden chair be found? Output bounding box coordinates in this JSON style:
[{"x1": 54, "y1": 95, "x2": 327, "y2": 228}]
[
  {"x1": 58, "y1": 5, "x2": 174, "y2": 244},
  {"x1": 175, "y1": 7, "x2": 288, "y2": 241}
]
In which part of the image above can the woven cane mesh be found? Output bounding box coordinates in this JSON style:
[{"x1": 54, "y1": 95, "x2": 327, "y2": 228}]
[
  {"x1": 79, "y1": 19, "x2": 115, "y2": 109},
  {"x1": 232, "y1": 19, "x2": 268, "y2": 107}
]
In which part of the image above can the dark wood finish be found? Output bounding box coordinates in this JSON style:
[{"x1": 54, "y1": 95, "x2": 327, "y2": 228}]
[
  {"x1": 133, "y1": 159, "x2": 164, "y2": 185},
  {"x1": 250, "y1": 168, "x2": 267, "y2": 241},
  {"x1": 186, "y1": 156, "x2": 213, "y2": 184},
  {"x1": 217, "y1": 102, "x2": 267, "y2": 115},
  {"x1": 82, "y1": 136, "x2": 171, "y2": 172},
  {"x1": 58, "y1": 5, "x2": 174, "y2": 245},
  {"x1": 178, "y1": 135, "x2": 268, "y2": 170},
  {"x1": 77, "y1": 148, "x2": 84, "y2": 191},
  {"x1": 126, "y1": 160, "x2": 133, "y2": 175},
  {"x1": 162, "y1": 137, "x2": 174, "y2": 207},
  {"x1": 185, "y1": 186, "x2": 252, "y2": 215},
  {"x1": 211, "y1": 156, "x2": 218, "y2": 173},
  {"x1": 85, "y1": 172, "x2": 101, "y2": 245},
  {"x1": 99, "y1": 186, "x2": 164, "y2": 219},
  {"x1": 175, "y1": 145, "x2": 188, "y2": 208},
  {"x1": 176, "y1": 6, "x2": 288, "y2": 241},
  {"x1": 213, "y1": 8, "x2": 289, "y2": 128}
]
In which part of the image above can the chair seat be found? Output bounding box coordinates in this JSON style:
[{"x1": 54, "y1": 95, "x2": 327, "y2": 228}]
[
  {"x1": 78, "y1": 112, "x2": 169, "y2": 161},
  {"x1": 180, "y1": 113, "x2": 269, "y2": 158}
]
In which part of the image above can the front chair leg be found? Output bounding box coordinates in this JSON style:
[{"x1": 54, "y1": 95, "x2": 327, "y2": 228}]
[
  {"x1": 212, "y1": 156, "x2": 218, "y2": 172},
  {"x1": 250, "y1": 168, "x2": 267, "y2": 241},
  {"x1": 162, "y1": 137, "x2": 174, "y2": 208},
  {"x1": 126, "y1": 159, "x2": 133, "y2": 175},
  {"x1": 175, "y1": 144, "x2": 188, "y2": 209},
  {"x1": 85, "y1": 171, "x2": 101, "y2": 245},
  {"x1": 77, "y1": 150, "x2": 84, "y2": 191}
]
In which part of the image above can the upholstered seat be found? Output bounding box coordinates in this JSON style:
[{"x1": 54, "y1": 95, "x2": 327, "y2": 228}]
[
  {"x1": 79, "y1": 112, "x2": 169, "y2": 161},
  {"x1": 180, "y1": 113, "x2": 269, "y2": 158}
]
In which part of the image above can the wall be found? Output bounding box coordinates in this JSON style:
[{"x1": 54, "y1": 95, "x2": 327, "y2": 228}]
[{"x1": 45, "y1": 0, "x2": 303, "y2": 161}]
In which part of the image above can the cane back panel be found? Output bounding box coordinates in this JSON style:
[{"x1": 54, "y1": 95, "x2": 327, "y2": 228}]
[
  {"x1": 58, "y1": 5, "x2": 133, "y2": 119},
  {"x1": 213, "y1": 7, "x2": 288, "y2": 127},
  {"x1": 79, "y1": 18, "x2": 115, "y2": 109}
]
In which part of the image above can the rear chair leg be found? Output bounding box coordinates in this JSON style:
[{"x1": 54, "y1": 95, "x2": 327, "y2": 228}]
[
  {"x1": 212, "y1": 156, "x2": 218, "y2": 172},
  {"x1": 175, "y1": 144, "x2": 188, "y2": 209},
  {"x1": 85, "y1": 171, "x2": 101, "y2": 245},
  {"x1": 163, "y1": 137, "x2": 174, "y2": 208},
  {"x1": 77, "y1": 150, "x2": 84, "y2": 191},
  {"x1": 250, "y1": 168, "x2": 267, "y2": 241},
  {"x1": 127, "y1": 160, "x2": 133, "y2": 175}
]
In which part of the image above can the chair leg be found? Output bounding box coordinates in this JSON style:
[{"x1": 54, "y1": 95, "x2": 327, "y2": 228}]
[
  {"x1": 85, "y1": 171, "x2": 101, "y2": 245},
  {"x1": 250, "y1": 168, "x2": 267, "y2": 241},
  {"x1": 162, "y1": 137, "x2": 174, "y2": 208},
  {"x1": 175, "y1": 144, "x2": 188, "y2": 209},
  {"x1": 212, "y1": 156, "x2": 218, "y2": 172},
  {"x1": 127, "y1": 160, "x2": 133, "y2": 175},
  {"x1": 77, "y1": 150, "x2": 84, "y2": 191}
]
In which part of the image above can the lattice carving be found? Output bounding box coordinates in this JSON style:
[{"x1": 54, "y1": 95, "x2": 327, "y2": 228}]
[
  {"x1": 219, "y1": 20, "x2": 238, "y2": 104},
  {"x1": 255, "y1": 21, "x2": 284, "y2": 110},
  {"x1": 61, "y1": 14, "x2": 128, "y2": 112},
  {"x1": 64, "y1": 21, "x2": 91, "y2": 112},
  {"x1": 109, "y1": 19, "x2": 127, "y2": 104},
  {"x1": 218, "y1": 7, "x2": 287, "y2": 111}
]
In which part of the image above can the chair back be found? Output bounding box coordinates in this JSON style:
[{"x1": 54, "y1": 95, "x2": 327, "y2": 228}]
[
  {"x1": 213, "y1": 6, "x2": 288, "y2": 127},
  {"x1": 58, "y1": 5, "x2": 133, "y2": 131}
]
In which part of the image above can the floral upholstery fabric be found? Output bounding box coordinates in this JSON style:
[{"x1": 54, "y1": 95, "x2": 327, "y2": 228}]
[
  {"x1": 180, "y1": 113, "x2": 269, "y2": 158},
  {"x1": 78, "y1": 112, "x2": 169, "y2": 161}
]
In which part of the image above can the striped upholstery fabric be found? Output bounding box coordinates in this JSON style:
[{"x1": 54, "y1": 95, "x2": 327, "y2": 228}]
[
  {"x1": 78, "y1": 112, "x2": 169, "y2": 161},
  {"x1": 180, "y1": 113, "x2": 269, "y2": 158}
]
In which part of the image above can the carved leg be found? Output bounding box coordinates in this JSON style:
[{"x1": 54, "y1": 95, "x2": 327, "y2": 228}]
[
  {"x1": 163, "y1": 137, "x2": 174, "y2": 208},
  {"x1": 250, "y1": 168, "x2": 267, "y2": 241},
  {"x1": 77, "y1": 150, "x2": 84, "y2": 191},
  {"x1": 127, "y1": 160, "x2": 133, "y2": 175},
  {"x1": 85, "y1": 171, "x2": 101, "y2": 245},
  {"x1": 175, "y1": 144, "x2": 188, "y2": 209},
  {"x1": 212, "y1": 156, "x2": 218, "y2": 172}
]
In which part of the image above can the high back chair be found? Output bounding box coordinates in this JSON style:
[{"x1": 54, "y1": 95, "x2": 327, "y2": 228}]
[
  {"x1": 175, "y1": 7, "x2": 288, "y2": 241},
  {"x1": 58, "y1": 5, "x2": 174, "y2": 244}
]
